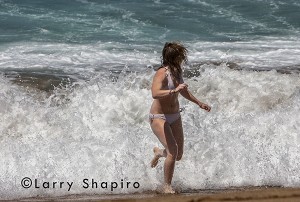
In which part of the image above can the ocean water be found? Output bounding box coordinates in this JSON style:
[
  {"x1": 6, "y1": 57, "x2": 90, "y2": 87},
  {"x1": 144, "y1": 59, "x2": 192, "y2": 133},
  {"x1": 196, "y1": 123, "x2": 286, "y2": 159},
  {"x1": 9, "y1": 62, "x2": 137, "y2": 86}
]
[{"x1": 0, "y1": 0, "x2": 300, "y2": 200}]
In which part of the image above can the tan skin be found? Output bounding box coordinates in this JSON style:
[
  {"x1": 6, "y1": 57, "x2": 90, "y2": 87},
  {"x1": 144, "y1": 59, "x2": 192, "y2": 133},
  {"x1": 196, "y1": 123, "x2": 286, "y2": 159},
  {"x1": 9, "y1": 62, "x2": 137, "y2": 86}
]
[{"x1": 149, "y1": 65, "x2": 211, "y2": 193}]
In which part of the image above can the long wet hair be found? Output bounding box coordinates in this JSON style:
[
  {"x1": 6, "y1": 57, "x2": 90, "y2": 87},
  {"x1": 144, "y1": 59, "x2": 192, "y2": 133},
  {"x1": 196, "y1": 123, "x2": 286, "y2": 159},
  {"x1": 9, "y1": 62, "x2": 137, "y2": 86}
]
[{"x1": 161, "y1": 42, "x2": 188, "y2": 80}]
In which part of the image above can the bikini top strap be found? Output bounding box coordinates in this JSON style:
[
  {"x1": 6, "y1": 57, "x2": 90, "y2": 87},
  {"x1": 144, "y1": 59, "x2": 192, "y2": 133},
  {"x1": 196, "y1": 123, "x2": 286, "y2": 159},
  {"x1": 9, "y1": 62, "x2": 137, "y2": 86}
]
[
  {"x1": 164, "y1": 66, "x2": 170, "y2": 77},
  {"x1": 165, "y1": 66, "x2": 184, "y2": 83}
]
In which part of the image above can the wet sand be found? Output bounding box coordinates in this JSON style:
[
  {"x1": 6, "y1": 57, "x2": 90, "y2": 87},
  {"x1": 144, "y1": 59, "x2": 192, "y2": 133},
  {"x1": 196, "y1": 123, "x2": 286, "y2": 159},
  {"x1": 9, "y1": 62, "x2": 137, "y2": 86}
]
[{"x1": 13, "y1": 187, "x2": 300, "y2": 202}]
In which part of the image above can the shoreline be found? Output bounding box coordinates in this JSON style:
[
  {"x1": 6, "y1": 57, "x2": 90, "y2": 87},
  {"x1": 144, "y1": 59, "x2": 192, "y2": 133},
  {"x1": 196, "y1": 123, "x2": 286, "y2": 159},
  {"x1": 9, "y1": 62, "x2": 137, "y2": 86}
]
[{"x1": 10, "y1": 187, "x2": 300, "y2": 202}]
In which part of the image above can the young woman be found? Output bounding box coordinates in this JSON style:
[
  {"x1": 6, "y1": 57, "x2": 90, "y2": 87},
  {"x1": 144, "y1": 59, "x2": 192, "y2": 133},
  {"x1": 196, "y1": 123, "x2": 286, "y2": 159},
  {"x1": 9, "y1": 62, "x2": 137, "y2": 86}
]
[{"x1": 149, "y1": 42, "x2": 211, "y2": 194}]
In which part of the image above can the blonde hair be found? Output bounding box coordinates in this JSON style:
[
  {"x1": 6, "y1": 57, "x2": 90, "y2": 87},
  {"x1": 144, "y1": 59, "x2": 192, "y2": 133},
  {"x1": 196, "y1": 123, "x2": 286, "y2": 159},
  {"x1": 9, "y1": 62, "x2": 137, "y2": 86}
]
[{"x1": 162, "y1": 42, "x2": 188, "y2": 80}]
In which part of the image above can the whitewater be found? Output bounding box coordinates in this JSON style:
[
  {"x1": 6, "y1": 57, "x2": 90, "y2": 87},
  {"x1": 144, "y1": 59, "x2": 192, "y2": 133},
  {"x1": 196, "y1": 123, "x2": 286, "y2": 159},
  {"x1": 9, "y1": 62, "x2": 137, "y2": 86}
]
[{"x1": 1, "y1": 63, "x2": 300, "y2": 199}]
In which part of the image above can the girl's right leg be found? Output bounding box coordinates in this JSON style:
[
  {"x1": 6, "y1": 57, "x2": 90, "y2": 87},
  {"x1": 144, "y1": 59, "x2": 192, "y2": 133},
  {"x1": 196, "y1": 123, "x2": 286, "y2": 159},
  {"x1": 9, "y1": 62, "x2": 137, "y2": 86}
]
[
  {"x1": 150, "y1": 118, "x2": 178, "y2": 193},
  {"x1": 151, "y1": 146, "x2": 166, "y2": 168}
]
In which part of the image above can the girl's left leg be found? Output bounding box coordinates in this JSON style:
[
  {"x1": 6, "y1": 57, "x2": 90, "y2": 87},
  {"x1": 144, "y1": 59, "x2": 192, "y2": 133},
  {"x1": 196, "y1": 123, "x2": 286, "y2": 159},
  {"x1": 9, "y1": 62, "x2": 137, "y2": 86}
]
[{"x1": 170, "y1": 117, "x2": 184, "y2": 161}]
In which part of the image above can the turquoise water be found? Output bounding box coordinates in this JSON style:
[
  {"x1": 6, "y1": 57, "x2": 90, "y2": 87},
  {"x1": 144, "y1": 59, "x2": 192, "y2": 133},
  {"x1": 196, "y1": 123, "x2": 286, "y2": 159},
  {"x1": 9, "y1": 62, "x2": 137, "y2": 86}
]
[{"x1": 1, "y1": 0, "x2": 300, "y2": 44}]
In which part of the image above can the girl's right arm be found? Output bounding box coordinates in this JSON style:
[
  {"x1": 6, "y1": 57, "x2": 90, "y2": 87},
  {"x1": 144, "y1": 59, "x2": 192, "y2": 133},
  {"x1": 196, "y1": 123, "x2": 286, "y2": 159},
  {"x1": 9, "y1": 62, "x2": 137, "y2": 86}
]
[{"x1": 151, "y1": 69, "x2": 173, "y2": 99}]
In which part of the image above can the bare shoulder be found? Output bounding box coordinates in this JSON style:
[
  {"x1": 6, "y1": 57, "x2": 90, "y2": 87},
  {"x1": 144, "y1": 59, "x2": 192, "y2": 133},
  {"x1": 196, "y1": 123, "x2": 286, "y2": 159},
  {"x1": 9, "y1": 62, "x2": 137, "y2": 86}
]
[
  {"x1": 152, "y1": 67, "x2": 167, "y2": 89},
  {"x1": 154, "y1": 67, "x2": 167, "y2": 80}
]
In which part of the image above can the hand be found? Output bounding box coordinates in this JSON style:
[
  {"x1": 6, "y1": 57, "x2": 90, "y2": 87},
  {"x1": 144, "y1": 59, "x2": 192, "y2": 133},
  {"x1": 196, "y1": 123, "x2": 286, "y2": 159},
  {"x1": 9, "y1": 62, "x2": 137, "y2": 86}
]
[
  {"x1": 199, "y1": 102, "x2": 211, "y2": 112},
  {"x1": 175, "y1": 83, "x2": 188, "y2": 93}
]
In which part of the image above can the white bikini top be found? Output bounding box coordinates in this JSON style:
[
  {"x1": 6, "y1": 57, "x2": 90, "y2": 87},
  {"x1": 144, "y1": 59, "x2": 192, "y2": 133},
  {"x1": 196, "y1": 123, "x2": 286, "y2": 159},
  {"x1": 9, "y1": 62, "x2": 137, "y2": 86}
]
[{"x1": 164, "y1": 66, "x2": 184, "y2": 90}]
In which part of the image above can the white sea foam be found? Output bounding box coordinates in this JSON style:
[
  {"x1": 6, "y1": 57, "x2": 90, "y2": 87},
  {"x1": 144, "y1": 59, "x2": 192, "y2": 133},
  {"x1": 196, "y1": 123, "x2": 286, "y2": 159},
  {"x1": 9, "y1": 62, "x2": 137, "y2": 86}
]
[
  {"x1": 187, "y1": 38, "x2": 300, "y2": 71},
  {"x1": 1, "y1": 39, "x2": 300, "y2": 76},
  {"x1": 0, "y1": 42, "x2": 158, "y2": 77},
  {"x1": 0, "y1": 65, "x2": 299, "y2": 199}
]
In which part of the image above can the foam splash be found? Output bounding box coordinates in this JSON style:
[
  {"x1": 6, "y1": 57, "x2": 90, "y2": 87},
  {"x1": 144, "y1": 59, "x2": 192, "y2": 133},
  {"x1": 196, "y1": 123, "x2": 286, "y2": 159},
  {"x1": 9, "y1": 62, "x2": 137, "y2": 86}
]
[
  {"x1": 0, "y1": 65, "x2": 299, "y2": 199},
  {"x1": 178, "y1": 66, "x2": 300, "y2": 188}
]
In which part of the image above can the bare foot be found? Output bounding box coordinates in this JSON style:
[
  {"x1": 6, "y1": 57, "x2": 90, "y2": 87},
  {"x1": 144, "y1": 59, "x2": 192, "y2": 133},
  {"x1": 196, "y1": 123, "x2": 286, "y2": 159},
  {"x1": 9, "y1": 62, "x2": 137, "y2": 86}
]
[
  {"x1": 150, "y1": 147, "x2": 161, "y2": 168},
  {"x1": 162, "y1": 184, "x2": 176, "y2": 194}
]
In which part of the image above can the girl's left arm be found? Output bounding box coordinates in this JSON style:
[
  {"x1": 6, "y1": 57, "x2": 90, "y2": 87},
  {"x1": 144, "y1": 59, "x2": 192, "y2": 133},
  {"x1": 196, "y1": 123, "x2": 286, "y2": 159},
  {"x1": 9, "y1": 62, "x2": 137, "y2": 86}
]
[{"x1": 180, "y1": 89, "x2": 211, "y2": 112}]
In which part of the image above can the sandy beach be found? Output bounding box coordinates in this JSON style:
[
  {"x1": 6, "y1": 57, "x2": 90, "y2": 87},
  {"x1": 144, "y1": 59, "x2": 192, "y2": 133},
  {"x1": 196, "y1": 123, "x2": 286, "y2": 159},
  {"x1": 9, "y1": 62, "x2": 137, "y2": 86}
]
[{"x1": 11, "y1": 187, "x2": 300, "y2": 202}]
